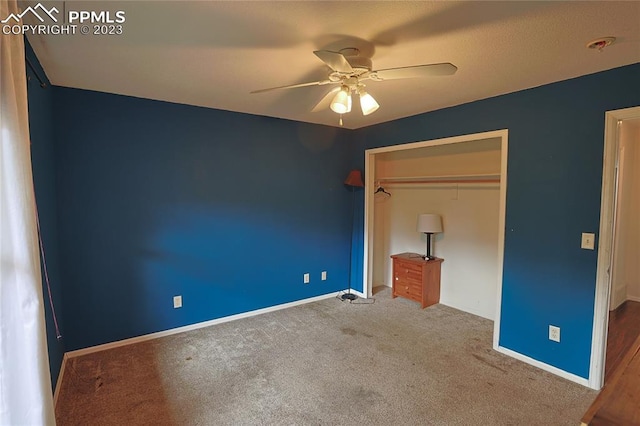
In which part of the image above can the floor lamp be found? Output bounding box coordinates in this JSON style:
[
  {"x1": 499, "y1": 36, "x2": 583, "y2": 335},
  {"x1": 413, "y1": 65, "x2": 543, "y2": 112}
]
[{"x1": 343, "y1": 169, "x2": 364, "y2": 301}]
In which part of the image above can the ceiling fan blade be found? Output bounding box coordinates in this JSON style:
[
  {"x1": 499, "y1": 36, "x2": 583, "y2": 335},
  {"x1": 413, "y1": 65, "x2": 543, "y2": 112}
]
[
  {"x1": 373, "y1": 63, "x2": 457, "y2": 80},
  {"x1": 313, "y1": 50, "x2": 354, "y2": 73},
  {"x1": 251, "y1": 80, "x2": 330, "y2": 94},
  {"x1": 311, "y1": 87, "x2": 341, "y2": 112}
]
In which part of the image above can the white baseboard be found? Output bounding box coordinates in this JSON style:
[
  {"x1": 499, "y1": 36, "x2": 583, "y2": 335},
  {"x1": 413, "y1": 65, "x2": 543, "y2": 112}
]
[
  {"x1": 496, "y1": 345, "x2": 590, "y2": 388},
  {"x1": 627, "y1": 295, "x2": 640, "y2": 303},
  {"x1": 440, "y1": 301, "x2": 495, "y2": 321},
  {"x1": 53, "y1": 353, "x2": 68, "y2": 408},
  {"x1": 66, "y1": 291, "x2": 347, "y2": 358}
]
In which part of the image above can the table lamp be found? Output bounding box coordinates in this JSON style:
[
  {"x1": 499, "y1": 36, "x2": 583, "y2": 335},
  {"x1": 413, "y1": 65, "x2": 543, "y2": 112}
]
[{"x1": 417, "y1": 214, "x2": 443, "y2": 260}]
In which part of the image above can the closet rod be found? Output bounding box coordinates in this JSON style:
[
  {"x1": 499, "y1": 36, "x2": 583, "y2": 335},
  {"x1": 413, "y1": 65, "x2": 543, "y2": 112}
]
[{"x1": 377, "y1": 178, "x2": 500, "y2": 185}]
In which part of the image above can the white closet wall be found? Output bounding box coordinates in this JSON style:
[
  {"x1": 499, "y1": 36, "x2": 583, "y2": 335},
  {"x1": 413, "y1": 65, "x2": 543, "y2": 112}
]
[{"x1": 373, "y1": 138, "x2": 501, "y2": 320}]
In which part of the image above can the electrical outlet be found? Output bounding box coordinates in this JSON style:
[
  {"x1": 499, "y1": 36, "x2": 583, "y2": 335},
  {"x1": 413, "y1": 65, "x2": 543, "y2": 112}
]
[
  {"x1": 581, "y1": 233, "x2": 595, "y2": 250},
  {"x1": 321, "y1": 271, "x2": 327, "y2": 281},
  {"x1": 303, "y1": 273, "x2": 310, "y2": 284},
  {"x1": 173, "y1": 295, "x2": 182, "y2": 309},
  {"x1": 549, "y1": 325, "x2": 560, "y2": 342}
]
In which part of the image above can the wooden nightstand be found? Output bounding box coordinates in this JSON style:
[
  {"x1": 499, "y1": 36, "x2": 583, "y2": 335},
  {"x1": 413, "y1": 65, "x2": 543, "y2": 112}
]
[{"x1": 390, "y1": 253, "x2": 443, "y2": 309}]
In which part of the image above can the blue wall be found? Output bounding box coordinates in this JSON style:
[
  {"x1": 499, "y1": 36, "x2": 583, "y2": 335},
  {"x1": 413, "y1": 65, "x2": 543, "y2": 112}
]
[
  {"x1": 352, "y1": 63, "x2": 640, "y2": 379},
  {"x1": 26, "y1": 43, "x2": 66, "y2": 391},
  {"x1": 30, "y1": 52, "x2": 639, "y2": 381},
  {"x1": 52, "y1": 88, "x2": 354, "y2": 350}
]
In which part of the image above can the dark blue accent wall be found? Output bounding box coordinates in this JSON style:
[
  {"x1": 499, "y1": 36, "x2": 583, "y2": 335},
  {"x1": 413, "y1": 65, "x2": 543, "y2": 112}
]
[
  {"x1": 27, "y1": 44, "x2": 639, "y2": 382},
  {"x1": 352, "y1": 63, "x2": 640, "y2": 379},
  {"x1": 52, "y1": 88, "x2": 354, "y2": 350},
  {"x1": 26, "y1": 42, "x2": 66, "y2": 391}
]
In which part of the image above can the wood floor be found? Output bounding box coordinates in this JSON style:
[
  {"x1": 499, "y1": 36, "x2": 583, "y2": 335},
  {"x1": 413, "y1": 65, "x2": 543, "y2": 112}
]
[
  {"x1": 581, "y1": 300, "x2": 640, "y2": 425},
  {"x1": 605, "y1": 300, "x2": 640, "y2": 381},
  {"x1": 582, "y1": 333, "x2": 640, "y2": 425}
]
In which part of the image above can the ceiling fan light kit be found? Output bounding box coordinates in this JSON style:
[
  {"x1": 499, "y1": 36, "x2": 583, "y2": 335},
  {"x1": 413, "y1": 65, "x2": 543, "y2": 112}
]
[
  {"x1": 330, "y1": 87, "x2": 351, "y2": 114},
  {"x1": 251, "y1": 45, "x2": 457, "y2": 123},
  {"x1": 358, "y1": 88, "x2": 379, "y2": 116}
]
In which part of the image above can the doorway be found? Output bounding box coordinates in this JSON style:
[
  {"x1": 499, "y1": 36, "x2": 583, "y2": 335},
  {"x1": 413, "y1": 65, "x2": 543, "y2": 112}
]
[
  {"x1": 589, "y1": 106, "x2": 640, "y2": 390},
  {"x1": 362, "y1": 129, "x2": 508, "y2": 348},
  {"x1": 606, "y1": 117, "x2": 640, "y2": 381}
]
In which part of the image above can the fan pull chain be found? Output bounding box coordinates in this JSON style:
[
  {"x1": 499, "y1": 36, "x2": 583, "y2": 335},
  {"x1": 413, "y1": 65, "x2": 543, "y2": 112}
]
[{"x1": 339, "y1": 115, "x2": 343, "y2": 126}]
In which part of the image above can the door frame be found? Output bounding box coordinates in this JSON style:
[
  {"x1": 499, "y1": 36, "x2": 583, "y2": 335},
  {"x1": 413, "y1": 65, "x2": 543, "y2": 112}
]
[
  {"x1": 589, "y1": 106, "x2": 640, "y2": 390},
  {"x1": 362, "y1": 129, "x2": 508, "y2": 348}
]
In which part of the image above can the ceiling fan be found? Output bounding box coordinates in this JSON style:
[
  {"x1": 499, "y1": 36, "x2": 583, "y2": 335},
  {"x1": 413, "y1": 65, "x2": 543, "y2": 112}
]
[{"x1": 251, "y1": 48, "x2": 457, "y2": 123}]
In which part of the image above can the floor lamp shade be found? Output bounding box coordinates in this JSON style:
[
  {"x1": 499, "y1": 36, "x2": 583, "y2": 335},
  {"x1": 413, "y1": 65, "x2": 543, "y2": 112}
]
[
  {"x1": 417, "y1": 214, "x2": 443, "y2": 260},
  {"x1": 344, "y1": 169, "x2": 364, "y2": 187}
]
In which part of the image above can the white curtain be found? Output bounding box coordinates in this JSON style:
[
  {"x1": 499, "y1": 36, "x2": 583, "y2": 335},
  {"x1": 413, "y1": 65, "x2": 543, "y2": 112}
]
[{"x1": 0, "y1": 0, "x2": 56, "y2": 424}]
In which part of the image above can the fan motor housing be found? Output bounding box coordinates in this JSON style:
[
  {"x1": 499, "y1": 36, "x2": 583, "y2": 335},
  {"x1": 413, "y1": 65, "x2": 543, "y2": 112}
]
[
  {"x1": 338, "y1": 47, "x2": 372, "y2": 74},
  {"x1": 346, "y1": 56, "x2": 372, "y2": 72}
]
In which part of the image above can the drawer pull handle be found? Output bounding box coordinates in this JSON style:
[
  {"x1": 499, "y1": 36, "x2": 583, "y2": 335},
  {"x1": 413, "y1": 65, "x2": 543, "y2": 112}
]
[{"x1": 395, "y1": 277, "x2": 399, "y2": 280}]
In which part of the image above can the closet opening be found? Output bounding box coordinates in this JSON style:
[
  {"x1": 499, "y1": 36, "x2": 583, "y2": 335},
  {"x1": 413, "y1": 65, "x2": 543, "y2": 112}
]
[{"x1": 362, "y1": 130, "x2": 508, "y2": 348}]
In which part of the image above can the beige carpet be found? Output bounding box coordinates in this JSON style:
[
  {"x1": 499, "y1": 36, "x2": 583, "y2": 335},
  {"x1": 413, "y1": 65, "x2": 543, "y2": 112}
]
[{"x1": 55, "y1": 287, "x2": 597, "y2": 425}]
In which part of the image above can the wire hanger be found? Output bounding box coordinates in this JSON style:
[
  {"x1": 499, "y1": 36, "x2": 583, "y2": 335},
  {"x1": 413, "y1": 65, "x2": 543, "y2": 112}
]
[{"x1": 375, "y1": 185, "x2": 391, "y2": 197}]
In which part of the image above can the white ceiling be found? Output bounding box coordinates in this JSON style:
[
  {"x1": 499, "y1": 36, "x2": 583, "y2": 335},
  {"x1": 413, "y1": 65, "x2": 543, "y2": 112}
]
[{"x1": 26, "y1": 1, "x2": 640, "y2": 129}]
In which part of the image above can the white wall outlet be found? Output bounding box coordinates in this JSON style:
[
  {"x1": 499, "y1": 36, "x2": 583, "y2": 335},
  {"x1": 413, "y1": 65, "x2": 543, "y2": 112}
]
[
  {"x1": 321, "y1": 271, "x2": 327, "y2": 281},
  {"x1": 303, "y1": 273, "x2": 310, "y2": 284},
  {"x1": 173, "y1": 295, "x2": 182, "y2": 309},
  {"x1": 549, "y1": 325, "x2": 560, "y2": 342},
  {"x1": 581, "y1": 232, "x2": 595, "y2": 250}
]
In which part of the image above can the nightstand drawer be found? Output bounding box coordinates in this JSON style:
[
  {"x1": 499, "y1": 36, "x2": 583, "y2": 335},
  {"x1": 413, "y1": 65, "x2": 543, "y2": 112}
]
[
  {"x1": 394, "y1": 260, "x2": 423, "y2": 283},
  {"x1": 395, "y1": 269, "x2": 423, "y2": 283},
  {"x1": 394, "y1": 283, "x2": 421, "y2": 301},
  {"x1": 393, "y1": 286, "x2": 420, "y2": 302},
  {"x1": 394, "y1": 259, "x2": 423, "y2": 273},
  {"x1": 395, "y1": 260, "x2": 421, "y2": 275}
]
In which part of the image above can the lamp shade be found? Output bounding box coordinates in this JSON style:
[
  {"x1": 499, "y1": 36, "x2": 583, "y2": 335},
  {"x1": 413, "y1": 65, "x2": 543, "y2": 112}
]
[
  {"x1": 359, "y1": 91, "x2": 379, "y2": 116},
  {"x1": 417, "y1": 214, "x2": 443, "y2": 233},
  {"x1": 344, "y1": 169, "x2": 364, "y2": 187},
  {"x1": 331, "y1": 88, "x2": 351, "y2": 114}
]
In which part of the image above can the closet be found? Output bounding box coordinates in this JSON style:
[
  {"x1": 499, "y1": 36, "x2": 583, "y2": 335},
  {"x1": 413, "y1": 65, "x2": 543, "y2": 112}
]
[{"x1": 365, "y1": 133, "x2": 506, "y2": 321}]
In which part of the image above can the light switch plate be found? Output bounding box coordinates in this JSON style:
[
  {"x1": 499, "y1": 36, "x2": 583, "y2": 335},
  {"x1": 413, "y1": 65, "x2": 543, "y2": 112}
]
[
  {"x1": 173, "y1": 295, "x2": 182, "y2": 309},
  {"x1": 581, "y1": 233, "x2": 595, "y2": 250}
]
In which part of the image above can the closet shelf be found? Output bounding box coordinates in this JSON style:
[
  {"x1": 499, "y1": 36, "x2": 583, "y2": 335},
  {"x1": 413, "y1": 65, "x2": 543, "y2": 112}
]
[{"x1": 376, "y1": 173, "x2": 500, "y2": 185}]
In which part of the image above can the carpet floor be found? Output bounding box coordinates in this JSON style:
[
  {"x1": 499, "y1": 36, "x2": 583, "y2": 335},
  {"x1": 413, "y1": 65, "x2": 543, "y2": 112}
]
[{"x1": 55, "y1": 287, "x2": 597, "y2": 425}]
